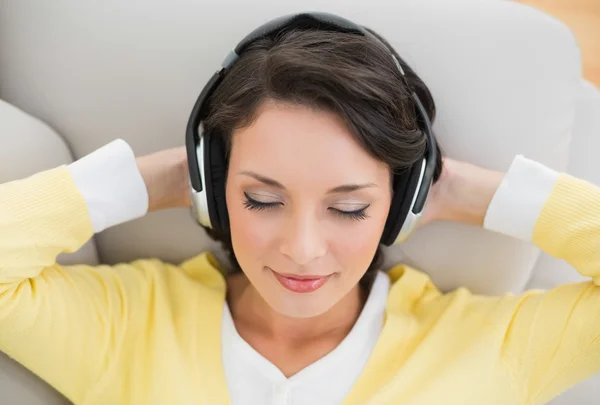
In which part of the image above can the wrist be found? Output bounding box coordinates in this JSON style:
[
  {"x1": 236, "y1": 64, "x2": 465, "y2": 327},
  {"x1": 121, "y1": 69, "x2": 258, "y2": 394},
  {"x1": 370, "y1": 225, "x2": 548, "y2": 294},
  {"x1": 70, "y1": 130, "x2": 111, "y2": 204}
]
[
  {"x1": 440, "y1": 160, "x2": 504, "y2": 226},
  {"x1": 137, "y1": 147, "x2": 190, "y2": 212}
]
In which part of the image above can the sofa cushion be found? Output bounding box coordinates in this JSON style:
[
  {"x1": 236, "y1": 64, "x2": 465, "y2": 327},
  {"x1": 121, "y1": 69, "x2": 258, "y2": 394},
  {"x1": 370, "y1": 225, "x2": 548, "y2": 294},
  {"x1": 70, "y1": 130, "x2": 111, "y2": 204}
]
[{"x1": 0, "y1": 1, "x2": 580, "y2": 291}]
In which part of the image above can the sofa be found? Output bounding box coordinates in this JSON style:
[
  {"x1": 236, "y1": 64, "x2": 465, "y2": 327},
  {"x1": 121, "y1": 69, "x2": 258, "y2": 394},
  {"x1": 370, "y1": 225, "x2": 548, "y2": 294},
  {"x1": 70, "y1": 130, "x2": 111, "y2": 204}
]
[{"x1": 1, "y1": 0, "x2": 599, "y2": 403}]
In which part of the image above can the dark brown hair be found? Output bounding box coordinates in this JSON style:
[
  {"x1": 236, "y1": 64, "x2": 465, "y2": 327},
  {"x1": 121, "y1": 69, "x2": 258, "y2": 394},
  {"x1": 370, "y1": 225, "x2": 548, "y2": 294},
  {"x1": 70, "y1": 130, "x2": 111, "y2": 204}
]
[{"x1": 202, "y1": 27, "x2": 443, "y2": 285}]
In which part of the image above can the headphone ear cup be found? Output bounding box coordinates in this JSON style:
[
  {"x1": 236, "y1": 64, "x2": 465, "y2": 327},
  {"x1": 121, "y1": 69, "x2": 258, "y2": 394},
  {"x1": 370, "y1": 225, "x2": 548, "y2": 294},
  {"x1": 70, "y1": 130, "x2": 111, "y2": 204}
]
[
  {"x1": 380, "y1": 160, "x2": 423, "y2": 246},
  {"x1": 205, "y1": 131, "x2": 229, "y2": 234}
]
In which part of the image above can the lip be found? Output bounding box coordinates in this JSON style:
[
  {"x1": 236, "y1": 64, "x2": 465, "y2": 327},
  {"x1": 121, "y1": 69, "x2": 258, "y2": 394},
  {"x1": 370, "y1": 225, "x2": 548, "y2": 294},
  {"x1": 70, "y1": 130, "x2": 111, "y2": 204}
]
[{"x1": 268, "y1": 268, "x2": 332, "y2": 293}]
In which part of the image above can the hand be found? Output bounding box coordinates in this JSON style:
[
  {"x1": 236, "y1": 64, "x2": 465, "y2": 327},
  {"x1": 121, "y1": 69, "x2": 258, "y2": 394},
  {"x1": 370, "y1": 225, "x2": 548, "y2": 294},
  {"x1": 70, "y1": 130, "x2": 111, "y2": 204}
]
[
  {"x1": 136, "y1": 147, "x2": 191, "y2": 212},
  {"x1": 419, "y1": 158, "x2": 505, "y2": 227}
]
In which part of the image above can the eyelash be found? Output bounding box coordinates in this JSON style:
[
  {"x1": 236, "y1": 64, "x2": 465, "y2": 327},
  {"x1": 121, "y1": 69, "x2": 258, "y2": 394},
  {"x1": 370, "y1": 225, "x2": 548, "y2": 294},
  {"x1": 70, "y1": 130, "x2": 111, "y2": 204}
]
[{"x1": 243, "y1": 193, "x2": 370, "y2": 221}]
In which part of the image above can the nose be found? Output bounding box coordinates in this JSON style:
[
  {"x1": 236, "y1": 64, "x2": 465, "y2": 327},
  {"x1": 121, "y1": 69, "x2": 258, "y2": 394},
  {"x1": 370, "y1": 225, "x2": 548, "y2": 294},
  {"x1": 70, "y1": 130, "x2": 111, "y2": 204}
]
[{"x1": 279, "y1": 211, "x2": 327, "y2": 266}]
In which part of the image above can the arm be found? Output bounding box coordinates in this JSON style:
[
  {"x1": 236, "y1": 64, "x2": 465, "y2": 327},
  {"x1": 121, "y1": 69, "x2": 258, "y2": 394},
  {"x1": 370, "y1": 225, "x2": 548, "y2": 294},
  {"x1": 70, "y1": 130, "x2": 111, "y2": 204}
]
[
  {"x1": 485, "y1": 157, "x2": 600, "y2": 404},
  {"x1": 428, "y1": 156, "x2": 600, "y2": 404},
  {"x1": 0, "y1": 140, "x2": 188, "y2": 403}
]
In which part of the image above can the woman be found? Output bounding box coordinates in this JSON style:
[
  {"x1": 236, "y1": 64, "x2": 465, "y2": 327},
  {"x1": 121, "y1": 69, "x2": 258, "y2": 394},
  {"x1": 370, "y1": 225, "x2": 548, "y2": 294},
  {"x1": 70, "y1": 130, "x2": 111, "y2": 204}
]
[{"x1": 1, "y1": 17, "x2": 599, "y2": 405}]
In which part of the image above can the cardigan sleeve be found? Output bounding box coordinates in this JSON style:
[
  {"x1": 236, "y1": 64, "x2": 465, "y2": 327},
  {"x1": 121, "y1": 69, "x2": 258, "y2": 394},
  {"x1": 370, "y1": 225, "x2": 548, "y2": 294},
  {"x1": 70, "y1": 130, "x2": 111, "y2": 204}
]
[
  {"x1": 484, "y1": 156, "x2": 600, "y2": 404},
  {"x1": 0, "y1": 141, "x2": 151, "y2": 403}
]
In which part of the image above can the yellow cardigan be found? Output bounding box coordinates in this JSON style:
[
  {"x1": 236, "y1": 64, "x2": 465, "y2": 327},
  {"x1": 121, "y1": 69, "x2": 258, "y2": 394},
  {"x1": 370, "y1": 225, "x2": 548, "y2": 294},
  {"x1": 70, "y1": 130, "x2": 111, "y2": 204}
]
[{"x1": 1, "y1": 165, "x2": 599, "y2": 405}]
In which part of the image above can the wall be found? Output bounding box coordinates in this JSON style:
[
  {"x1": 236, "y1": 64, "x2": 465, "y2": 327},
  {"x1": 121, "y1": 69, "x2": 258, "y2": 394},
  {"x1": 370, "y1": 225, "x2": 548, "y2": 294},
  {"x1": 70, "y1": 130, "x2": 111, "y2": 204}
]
[{"x1": 516, "y1": 0, "x2": 600, "y2": 87}]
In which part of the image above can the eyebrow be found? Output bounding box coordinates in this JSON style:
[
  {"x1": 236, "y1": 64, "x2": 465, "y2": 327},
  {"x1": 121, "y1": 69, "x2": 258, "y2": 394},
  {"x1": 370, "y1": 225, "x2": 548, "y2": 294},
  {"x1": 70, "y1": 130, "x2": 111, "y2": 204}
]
[{"x1": 238, "y1": 171, "x2": 378, "y2": 194}]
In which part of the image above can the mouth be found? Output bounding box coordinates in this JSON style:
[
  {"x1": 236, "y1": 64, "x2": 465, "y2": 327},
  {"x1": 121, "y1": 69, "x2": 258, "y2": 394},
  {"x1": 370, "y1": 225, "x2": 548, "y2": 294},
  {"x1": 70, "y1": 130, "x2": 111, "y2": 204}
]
[{"x1": 267, "y1": 267, "x2": 332, "y2": 294}]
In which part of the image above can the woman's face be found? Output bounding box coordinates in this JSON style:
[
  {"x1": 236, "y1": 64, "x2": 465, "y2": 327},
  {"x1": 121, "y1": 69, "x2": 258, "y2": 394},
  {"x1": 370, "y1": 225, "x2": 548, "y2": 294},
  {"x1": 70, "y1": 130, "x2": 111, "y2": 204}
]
[{"x1": 226, "y1": 101, "x2": 392, "y2": 318}]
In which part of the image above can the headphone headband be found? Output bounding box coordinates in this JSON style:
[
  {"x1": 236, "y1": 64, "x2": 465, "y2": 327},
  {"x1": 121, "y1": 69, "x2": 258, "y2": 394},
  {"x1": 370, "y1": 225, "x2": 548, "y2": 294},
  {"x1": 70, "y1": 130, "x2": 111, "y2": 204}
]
[{"x1": 186, "y1": 12, "x2": 437, "y2": 245}]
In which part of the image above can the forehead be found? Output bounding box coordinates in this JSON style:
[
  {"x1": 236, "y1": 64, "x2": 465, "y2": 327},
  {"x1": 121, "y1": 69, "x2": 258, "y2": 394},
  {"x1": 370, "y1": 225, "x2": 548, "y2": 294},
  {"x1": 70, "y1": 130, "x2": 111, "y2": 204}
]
[{"x1": 228, "y1": 101, "x2": 388, "y2": 184}]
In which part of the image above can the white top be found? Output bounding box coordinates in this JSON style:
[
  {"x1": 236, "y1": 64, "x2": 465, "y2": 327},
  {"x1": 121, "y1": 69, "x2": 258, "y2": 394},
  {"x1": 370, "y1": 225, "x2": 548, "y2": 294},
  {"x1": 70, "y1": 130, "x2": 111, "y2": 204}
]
[
  {"x1": 66, "y1": 139, "x2": 556, "y2": 405},
  {"x1": 221, "y1": 272, "x2": 389, "y2": 405}
]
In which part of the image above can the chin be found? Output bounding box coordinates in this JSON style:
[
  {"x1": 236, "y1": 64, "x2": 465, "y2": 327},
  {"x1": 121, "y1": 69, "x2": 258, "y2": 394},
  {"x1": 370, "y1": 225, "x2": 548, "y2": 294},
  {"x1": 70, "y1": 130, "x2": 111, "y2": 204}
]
[
  {"x1": 256, "y1": 283, "x2": 340, "y2": 319},
  {"x1": 269, "y1": 296, "x2": 339, "y2": 319}
]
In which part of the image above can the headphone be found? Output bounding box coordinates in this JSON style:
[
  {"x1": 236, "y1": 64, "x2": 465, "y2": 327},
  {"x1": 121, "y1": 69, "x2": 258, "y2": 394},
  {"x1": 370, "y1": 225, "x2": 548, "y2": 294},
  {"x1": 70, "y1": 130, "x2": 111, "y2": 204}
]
[{"x1": 186, "y1": 12, "x2": 437, "y2": 246}]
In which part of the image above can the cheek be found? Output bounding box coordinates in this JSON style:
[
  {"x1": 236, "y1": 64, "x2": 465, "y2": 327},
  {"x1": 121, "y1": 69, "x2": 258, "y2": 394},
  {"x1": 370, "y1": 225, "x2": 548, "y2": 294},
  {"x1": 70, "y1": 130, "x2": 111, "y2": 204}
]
[
  {"x1": 329, "y1": 210, "x2": 389, "y2": 271},
  {"x1": 226, "y1": 193, "x2": 273, "y2": 263}
]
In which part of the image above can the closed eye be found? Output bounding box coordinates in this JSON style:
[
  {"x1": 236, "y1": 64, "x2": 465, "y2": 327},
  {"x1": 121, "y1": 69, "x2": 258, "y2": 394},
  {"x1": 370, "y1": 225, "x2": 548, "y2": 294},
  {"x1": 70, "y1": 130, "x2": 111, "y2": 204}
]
[
  {"x1": 329, "y1": 206, "x2": 370, "y2": 221},
  {"x1": 243, "y1": 193, "x2": 370, "y2": 221},
  {"x1": 243, "y1": 193, "x2": 280, "y2": 211}
]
